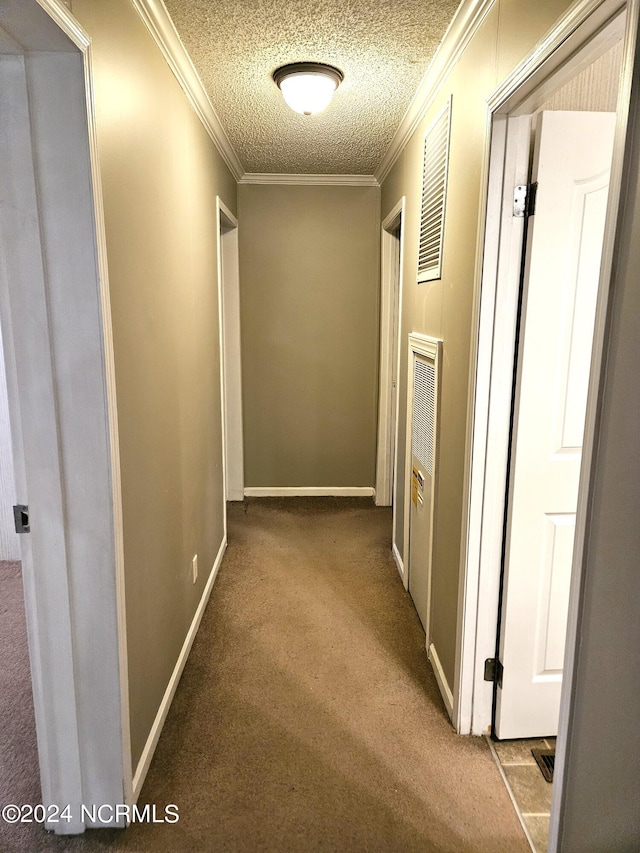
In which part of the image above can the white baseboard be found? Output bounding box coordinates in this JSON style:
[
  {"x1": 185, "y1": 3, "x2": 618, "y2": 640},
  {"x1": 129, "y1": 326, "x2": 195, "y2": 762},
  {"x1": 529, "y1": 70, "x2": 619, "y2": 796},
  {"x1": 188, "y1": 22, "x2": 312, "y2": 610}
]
[
  {"x1": 428, "y1": 642, "x2": 454, "y2": 720},
  {"x1": 132, "y1": 534, "x2": 227, "y2": 800},
  {"x1": 392, "y1": 542, "x2": 404, "y2": 578},
  {"x1": 243, "y1": 487, "x2": 375, "y2": 497}
]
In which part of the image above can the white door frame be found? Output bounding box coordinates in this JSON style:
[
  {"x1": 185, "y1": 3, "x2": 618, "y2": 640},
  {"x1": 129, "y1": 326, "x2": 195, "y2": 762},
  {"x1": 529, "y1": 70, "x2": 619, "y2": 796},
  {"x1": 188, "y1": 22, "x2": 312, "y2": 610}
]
[
  {"x1": 216, "y1": 198, "x2": 243, "y2": 504},
  {"x1": 403, "y1": 334, "x2": 444, "y2": 671},
  {"x1": 376, "y1": 199, "x2": 406, "y2": 574},
  {"x1": 0, "y1": 0, "x2": 131, "y2": 830},
  {"x1": 454, "y1": 0, "x2": 635, "y2": 739}
]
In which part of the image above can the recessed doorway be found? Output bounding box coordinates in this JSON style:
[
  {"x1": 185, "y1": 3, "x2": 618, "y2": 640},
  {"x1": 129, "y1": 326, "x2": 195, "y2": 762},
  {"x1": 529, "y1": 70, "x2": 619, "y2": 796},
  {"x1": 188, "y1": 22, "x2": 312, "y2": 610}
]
[
  {"x1": 376, "y1": 199, "x2": 405, "y2": 576},
  {"x1": 458, "y1": 2, "x2": 631, "y2": 849}
]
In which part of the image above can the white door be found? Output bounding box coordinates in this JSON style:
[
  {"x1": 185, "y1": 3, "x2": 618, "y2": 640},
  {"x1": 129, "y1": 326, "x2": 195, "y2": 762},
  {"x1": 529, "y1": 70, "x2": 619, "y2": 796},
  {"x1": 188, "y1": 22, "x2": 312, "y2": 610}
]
[{"x1": 495, "y1": 111, "x2": 616, "y2": 739}]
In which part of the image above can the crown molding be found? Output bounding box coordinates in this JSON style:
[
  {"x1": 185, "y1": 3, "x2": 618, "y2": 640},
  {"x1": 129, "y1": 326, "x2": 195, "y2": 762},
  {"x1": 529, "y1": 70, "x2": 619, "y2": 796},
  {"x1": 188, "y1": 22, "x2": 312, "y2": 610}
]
[
  {"x1": 239, "y1": 173, "x2": 380, "y2": 187},
  {"x1": 131, "y1": 0, "x2": 244, "y2": 181},
  {"x1": 375, "y1": 0, "x2": 495, "y2": 184}
]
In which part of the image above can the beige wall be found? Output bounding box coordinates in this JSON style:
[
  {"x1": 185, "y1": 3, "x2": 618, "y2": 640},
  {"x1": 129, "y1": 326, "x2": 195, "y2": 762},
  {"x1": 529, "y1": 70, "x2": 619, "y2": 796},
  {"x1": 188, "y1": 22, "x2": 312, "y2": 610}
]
[
  {"x1": 540, "y1": 40, "x2": 622, "y2": 111},
  {"x1": 381, "y1": 0, "x2": 575, "y2": 685},
  {"x1": 238, "y1": 184, "x2": 380, "y2": 489},
  {"x1": 72, "y1": 0, "x2": 237, "y2": 768}
]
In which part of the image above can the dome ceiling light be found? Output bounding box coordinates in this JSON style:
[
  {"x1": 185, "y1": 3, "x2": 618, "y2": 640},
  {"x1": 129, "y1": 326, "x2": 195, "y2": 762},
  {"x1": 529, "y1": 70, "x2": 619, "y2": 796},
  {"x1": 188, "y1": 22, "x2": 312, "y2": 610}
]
[{"x1": 273, "y1": 62, "x2": 344, "y2": 116}]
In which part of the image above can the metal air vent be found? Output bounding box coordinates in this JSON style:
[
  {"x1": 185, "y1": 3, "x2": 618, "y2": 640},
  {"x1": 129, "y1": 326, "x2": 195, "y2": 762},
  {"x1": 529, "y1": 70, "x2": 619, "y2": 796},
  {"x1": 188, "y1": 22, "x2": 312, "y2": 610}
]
[{"x1": 412, "y1": 357, "x2": 436, "y2": 476}]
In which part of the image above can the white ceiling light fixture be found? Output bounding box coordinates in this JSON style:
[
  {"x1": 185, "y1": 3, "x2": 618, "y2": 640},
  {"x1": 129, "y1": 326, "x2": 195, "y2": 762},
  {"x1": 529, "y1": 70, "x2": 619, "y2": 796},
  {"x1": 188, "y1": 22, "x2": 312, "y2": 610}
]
[{"x1": 273, "y1": 62, "x2": 344, "y2": 116}]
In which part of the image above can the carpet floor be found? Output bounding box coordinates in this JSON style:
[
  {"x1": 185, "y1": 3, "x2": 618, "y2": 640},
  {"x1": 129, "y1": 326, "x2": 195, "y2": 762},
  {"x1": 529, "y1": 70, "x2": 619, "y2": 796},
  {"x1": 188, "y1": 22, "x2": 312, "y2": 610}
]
[
  {"x1": 0, "y1": 499, "x2": 529, "y2": 852},
  {"x1": 0, "y1": 560, "x2": 42, "y2": 831}
]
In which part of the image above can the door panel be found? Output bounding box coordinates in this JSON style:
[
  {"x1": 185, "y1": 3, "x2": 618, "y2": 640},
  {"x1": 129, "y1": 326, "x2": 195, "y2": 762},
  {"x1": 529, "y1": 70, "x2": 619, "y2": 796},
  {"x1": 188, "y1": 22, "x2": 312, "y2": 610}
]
[
  {"x1": 408, "y1": 452, "x2": 433, "y2": 631},
  {"x1": 536, "y1": 512, "x2": 575, "y2": 674},
  {"x1": 495, "y1": 111, "x2": 616, "y2": 739},
  {"x1": 408, "y1": 355, "x2": 435, "y2": 630},
  {"x1": 407, "y1": 339, "x2": 441, "y2": 635}
]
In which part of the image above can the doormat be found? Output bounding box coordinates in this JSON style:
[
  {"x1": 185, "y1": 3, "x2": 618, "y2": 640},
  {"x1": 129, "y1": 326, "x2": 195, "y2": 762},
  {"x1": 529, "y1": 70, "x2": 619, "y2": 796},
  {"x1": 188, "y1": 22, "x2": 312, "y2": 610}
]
[{"x1": 531, "y1": 748, "x2": 555, "y2": 783}]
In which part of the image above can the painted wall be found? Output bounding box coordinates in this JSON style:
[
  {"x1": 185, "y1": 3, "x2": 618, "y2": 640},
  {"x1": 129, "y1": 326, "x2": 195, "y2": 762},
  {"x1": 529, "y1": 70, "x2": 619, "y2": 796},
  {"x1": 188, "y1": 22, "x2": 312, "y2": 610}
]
[
  {"x1": 71, "y1": 0, "x2": 237, "y2": 769},
  {"x1": 238, "y1": 183, "x2": 380, "y2": 489},
  {"x1": 540, "y1": 39, "x2": 622, "y2": 111},
  {"x1": 380, "y1": 0, "x2": 575, "y2": 686}
]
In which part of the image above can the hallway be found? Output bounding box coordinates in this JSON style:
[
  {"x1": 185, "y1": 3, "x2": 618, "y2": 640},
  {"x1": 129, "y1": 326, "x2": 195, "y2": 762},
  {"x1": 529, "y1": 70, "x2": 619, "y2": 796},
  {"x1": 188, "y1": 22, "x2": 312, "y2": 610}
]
[{"x1": 2, "y1": 499, "x2": 528, "y2": 852}]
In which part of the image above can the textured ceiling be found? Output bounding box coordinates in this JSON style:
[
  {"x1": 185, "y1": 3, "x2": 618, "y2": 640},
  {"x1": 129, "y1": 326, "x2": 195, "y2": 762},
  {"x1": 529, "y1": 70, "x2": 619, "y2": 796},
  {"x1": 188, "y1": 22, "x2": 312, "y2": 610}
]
[{"x1": 162, "y1": 0, "x2": 461, "y2": 175}]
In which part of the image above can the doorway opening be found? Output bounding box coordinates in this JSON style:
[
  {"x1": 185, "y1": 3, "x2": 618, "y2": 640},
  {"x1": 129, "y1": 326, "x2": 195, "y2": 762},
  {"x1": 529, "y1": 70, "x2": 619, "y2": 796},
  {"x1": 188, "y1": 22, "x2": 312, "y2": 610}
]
[
  {"x1": 376, "y1": 199, "x2": 405, "y2": 575},
  {"x1": 457, "y1": 1, "x2": 633, "y2": 848},
  {"x1": 217, "y1": 198, "x2": 243, "y2": 506},
  {"x1": 0, "y1": 0, "x2": 130, "y2": 830},
  {"x1": 495, "y1": 104, "x2": 618, "y2": 741},
  {"x1": 0, "y1": 312, "x2": 40, "y2": 821},
  {"x1": 486, "y1": 103, "x2": 618, "y2": 847},
  {"x1": 459, "y1": 0, "x2": 628, "y2": 735}
]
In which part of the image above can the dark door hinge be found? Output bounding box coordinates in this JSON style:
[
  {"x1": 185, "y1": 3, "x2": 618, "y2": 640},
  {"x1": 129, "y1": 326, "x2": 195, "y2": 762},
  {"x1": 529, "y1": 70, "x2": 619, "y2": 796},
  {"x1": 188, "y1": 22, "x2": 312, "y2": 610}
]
[
  {"x1": 484, "y1": 657, "x2": 504, "y2": 687},
  {"x1": 13, "y1": 504, "x2": 30, "y2": 534}
]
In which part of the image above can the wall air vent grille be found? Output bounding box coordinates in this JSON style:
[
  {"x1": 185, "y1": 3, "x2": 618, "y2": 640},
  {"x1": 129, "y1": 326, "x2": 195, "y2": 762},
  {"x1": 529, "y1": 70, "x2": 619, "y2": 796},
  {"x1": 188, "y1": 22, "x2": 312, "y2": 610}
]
[
  {"x1": 418, "y1": 98, "x2": 452, "y2": 283},
  {"x1": 412, "y1": 356, "x2": 436, "y2": 476}
]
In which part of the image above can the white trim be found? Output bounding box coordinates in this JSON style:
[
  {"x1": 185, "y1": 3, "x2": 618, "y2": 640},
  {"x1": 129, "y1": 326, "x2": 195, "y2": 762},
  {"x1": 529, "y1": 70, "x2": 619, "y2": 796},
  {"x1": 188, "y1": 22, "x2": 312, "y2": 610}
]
[
  {"x1": 216, "y1": 197, "x2": 244, "y2": 502},
  {"x1": 402, "y1": 331, "x2": 443, "y2": 645},
  {"x1": 455, "y1": 113, "x2": 532, "y2": 737},
  {"x1": 76, "y1": 24, "x2": 133, "y2": 807},
  {"x1": 375, "y1": 0, "x2": 495, "y2": 184},
  {"x1": 239, "y1": 173, "x2": 379, "y2": 187},
  {"x1": 452, "y1": 101, "x2": 500, "y2": 737},
  {"x1": 89, "y1": 91, "x2": 133, "y2": 816},
  {"x1": 132, "y1": 535, "x2": 227, "y2": 800},
  {"x1": 428, "y1": 643, "x2": 454, "y2": 718},
  {"x1": 389, "y1": 204, "x2": 407, "y2": 571},
  {"x1": 402, "y1": 333, "x2": 442, "y2": 588},
  {"x1": 392, "y1": 542, "x2": 405, "y2": 580},
  {"x1": 376, "y1": 198, "x2": 405, "y2": 508},
  {"x1": 217, "y1": 197, "x2": 238, "y2": 230},
  {"x1": 215, "y1": 200, "x2": 229, "y2": 537},
  {"x1": 131, "y1": 0, "x2": 243, "y2": 181},
  {"x1": 35, "y1": 0, "x2": 90, "y2": 47},
  {"x1": 243, "y1": 487, "x2": 375, "y2": 497},
  {"x1": 488, "y1": 0, "x2": 626, "y2": 112}
]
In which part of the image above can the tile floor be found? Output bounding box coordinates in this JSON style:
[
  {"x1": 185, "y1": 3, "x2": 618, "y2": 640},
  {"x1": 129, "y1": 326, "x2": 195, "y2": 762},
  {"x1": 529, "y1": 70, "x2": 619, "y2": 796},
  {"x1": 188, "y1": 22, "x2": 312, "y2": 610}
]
[{"x1": 488, "y1": 736, "x2": 556, "y2": 853}]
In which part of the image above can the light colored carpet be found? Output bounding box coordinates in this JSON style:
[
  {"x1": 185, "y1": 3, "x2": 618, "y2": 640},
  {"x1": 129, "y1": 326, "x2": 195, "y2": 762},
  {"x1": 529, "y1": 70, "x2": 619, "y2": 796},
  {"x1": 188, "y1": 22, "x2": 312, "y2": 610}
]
[
  {"x1": 0, "y1": 560, "x2": 42, "y2": 833},
  {"x1": 0, "y1": 499, "x2": 529, "y2": 851}
]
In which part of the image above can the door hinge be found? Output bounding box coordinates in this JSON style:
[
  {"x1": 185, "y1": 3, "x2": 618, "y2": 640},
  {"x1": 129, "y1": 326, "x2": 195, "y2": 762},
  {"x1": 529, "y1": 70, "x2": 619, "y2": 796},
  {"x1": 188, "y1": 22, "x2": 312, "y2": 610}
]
[
  {"x1": 484, "y1": 657, "x2": 504, "y2": 687},
  {"x1": 13, "y1": 504, "x2": 30, "y2": 534},
  {"x1": 513, "y1": 182, "x2": 538, "y2": 218}
]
